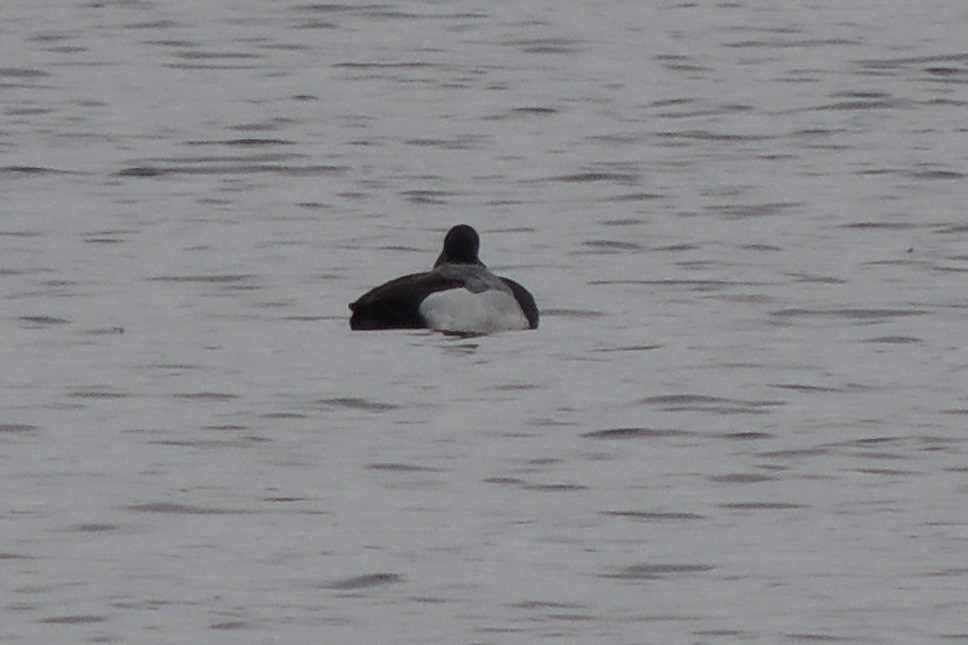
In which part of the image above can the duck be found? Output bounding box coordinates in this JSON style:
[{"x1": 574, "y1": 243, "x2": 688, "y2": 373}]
[{"x1": 349, "y1": 225, "x2": 539, "y2": 333}]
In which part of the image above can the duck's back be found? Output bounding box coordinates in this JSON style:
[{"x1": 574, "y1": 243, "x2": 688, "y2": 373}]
[
  {"x1": 348, "y1": 271, "x2": 463, "y2": 330},
  {"x1": 417, "y1": 265, "x2": 533, "y2": 334}
]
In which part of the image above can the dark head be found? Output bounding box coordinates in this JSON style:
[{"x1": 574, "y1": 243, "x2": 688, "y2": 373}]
[{"x1": 434, "y1": 224, "x2": 484, "y2": 267}]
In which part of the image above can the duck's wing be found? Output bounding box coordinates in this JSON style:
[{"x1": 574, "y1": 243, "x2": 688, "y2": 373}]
[
  {"x1": 349, "y1": 271, "x2": 465, "y2": 330},
  {"x1": 499, "y1": 277, "x2": 539, "y2": 329}
]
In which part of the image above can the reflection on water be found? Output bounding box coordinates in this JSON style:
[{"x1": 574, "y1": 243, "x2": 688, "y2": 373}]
[{"x1": 2, "y1": 0, "x2": 968, "y2": 643}]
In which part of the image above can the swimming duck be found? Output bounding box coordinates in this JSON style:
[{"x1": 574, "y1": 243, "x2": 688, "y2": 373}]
[{"x1": 349, "y1": 225, "x2": 539, "y2": 333}]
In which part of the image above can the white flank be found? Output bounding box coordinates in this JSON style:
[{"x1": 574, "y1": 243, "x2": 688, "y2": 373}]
[{"x1": 419, "y1": 288, "x2": 530, "y2": 334}]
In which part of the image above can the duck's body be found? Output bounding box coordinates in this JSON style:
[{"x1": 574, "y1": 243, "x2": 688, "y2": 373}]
[{"x1": 349, "y1": 225, "x2": 539, "y2": 333}]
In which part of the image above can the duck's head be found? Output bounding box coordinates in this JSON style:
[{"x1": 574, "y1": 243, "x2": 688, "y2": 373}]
[{"x1": 434, "y1": 224, "x2": 484, "y2": 268}]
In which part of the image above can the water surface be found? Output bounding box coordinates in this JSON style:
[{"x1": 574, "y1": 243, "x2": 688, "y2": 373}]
[{"x1": 2, "y1": 1, "x2": 967, "y2": 643}]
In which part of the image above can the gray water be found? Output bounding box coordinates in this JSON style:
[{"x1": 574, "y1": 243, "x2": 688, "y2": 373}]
[{"x1": 2, "y1": 1, "x2": 967, "y2": 643}]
